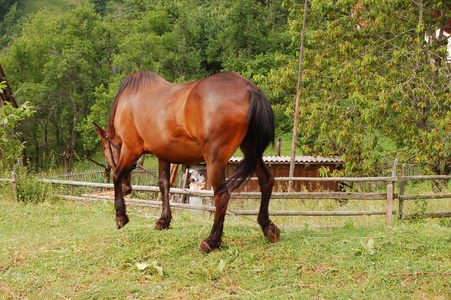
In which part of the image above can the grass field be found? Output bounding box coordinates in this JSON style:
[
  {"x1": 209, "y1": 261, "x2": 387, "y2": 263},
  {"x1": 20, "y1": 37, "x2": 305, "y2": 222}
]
[{"x1": 1, "y1": 194, "x2": 451, "y2": 299}]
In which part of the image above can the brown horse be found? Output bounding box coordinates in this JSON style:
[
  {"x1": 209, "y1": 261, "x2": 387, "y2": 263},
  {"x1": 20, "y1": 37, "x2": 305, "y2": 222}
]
[{"x1": 93, "y1": 70, "x2": 279, "y2": 253}]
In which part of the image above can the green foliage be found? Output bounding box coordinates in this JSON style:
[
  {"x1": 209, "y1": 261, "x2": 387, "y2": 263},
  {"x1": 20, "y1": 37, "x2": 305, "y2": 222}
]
[
  {"x1": 0, "y1": 1, "x2": 22, "y2": 47},
  {"x1": 0, "y1": 0, "x2": 21, "y2": 23},
  {"x1": 8, "y1": 0, "x2": 451, "y2": 179},
  {"x1": 90, "y1": 0, "x2": 107, "y2": 16},
  {"x1": 3, "y1": 7, "x2": 114, "y2": 172},
  {"x1": 0, "y1": 100, "x2": 34, "y2": 169},
  {"x1": 267, "y1": 0, "x2": 451, "y2": 176},
  {"x1": 79, "y1": 82, "x2": 119, "y2": 151}
]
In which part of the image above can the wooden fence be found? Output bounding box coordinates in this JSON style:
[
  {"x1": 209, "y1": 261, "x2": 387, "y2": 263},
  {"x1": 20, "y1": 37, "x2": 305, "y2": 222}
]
[
  {"x1": 37, "y1": 174, "x2": 396, "y2": 223},
  {"x1": 3, "y1": 160, "x2": 451, "y2": 226},
  {"x1": 48, "y1": 166, "x2": 159, "y2": 186},
  {"x1": 0, "y1": 171, "x2": 16, "y2": 197}
]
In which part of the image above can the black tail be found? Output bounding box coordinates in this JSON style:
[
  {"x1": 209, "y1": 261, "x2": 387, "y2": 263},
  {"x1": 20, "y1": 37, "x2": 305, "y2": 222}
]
[{"x1": 220, "y1": 86, "x2": 275, "y2": 192}]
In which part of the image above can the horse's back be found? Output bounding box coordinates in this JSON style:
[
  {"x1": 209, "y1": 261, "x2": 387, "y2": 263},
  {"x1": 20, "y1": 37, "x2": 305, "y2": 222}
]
[
  {"x1": 185, "y1": 71, "x2": 255, "y2": 124},
  {"x1": 114, "y1": 71, "x2": 261, "y2": 164}
]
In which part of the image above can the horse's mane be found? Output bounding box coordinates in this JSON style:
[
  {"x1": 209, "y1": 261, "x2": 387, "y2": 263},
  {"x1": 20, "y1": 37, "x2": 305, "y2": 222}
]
[{"x1": 107, "y1": 70, "x2": 158, "y2": 137}]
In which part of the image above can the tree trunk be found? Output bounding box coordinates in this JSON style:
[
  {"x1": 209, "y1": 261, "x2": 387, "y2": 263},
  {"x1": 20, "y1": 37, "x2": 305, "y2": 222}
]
[
  {"x1": 64, "y1": 79, "x2": 80, "y2": 175},
  {"x1": 63, "y1": 150, "x2": 73, "y2": 175}
]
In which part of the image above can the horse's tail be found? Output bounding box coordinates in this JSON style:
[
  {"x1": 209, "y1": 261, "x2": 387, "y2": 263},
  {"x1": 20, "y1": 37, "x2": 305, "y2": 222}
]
[{"x1": 220, "y1": 86, "x2": 275, "y2": 192}]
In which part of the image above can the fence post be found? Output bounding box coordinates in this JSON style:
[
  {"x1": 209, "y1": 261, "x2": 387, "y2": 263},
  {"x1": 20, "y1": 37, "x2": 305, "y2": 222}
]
[
  {"x1": 386, "y1": 158, "x2": 399, "y2": 226},
  {"x1": 398, "y1": 163, "x2": 406, "y2": 219},
  {"x1": 11, "y1": 171, "x2": 17, "y2": 198},
  {"x1": 103, "y1": 166, "x2": 111, "y2": 184}
]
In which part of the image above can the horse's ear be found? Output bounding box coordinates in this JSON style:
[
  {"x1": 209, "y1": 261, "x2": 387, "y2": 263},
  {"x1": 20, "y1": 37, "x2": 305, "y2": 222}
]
[{"x1": 93, "y1": 122, "x2": 105, "y2": 139}]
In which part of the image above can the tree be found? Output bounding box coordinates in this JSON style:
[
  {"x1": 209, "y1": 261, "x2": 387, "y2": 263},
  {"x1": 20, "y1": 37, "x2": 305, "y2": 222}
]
[
  {"x1": 0, "y1": 0, "x2": 21, "y2": 23},
  {"x1": 2, "y1": 10, "x2": 60, "y2": 169},
  {"x1": 91, "y1": 0, "x2": 107, "y2": 16},
  {"x1": 2, "y1": 7, "x2": 114, "y2": 173},
  {"x1": 268, "y1": 0, "x2": 451, "y2": 177},
  {"x1": 0, "y1": 81, "x2": 34, "y2": 169},
  {"x1": 0, "y1": 2, "x2": 22, "y2": 48}
]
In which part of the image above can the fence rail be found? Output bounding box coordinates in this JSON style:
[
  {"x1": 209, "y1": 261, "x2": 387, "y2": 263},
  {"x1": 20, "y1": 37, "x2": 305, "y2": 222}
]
[
  {"x1": 58, "y1": 194, "x2": 387, "y2": 217},
  {"x1": 37, "y1": 178, "x2": 388, "y2": 200}
]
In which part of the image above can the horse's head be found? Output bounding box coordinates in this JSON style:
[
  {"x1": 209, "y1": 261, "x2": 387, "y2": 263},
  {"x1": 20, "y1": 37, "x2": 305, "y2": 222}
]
[{"x1": 93, "y1": 122, "x2": 120, "y2": 171}]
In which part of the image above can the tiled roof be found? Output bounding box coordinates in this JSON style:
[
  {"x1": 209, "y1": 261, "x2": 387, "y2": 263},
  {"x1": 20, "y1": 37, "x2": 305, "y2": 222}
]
[{"x1": 229, "y1": 156, "x2": 343, "y2": 164}]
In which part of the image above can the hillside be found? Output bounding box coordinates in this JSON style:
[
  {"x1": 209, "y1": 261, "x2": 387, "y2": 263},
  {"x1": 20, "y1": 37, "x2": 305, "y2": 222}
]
[{"x1": 21, "y1": 0, "x2": 90, "y2": 17}]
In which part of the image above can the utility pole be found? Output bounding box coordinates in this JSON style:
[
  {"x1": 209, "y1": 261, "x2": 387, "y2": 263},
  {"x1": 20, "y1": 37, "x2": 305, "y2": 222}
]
[{"x1": 289, "y1": 0, "x2": 308, "y2": 190}]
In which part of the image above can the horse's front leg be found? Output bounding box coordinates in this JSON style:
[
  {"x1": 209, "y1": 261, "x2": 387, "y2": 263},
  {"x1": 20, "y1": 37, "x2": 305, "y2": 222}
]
[
  {"x1": 112, "y1": 150, "x2": 140, "y2": 229},
  {"x1": 155, "y1": 159, "x2": 172, "y2": 230},
  {"x1": 113, "y1": 170, "x2": 129, "y2": 229}
]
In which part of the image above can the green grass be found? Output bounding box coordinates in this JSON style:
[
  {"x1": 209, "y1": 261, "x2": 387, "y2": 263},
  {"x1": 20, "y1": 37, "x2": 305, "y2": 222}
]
[{"x1": 1, "y1": 196, "x2": 451, "y2": 299}]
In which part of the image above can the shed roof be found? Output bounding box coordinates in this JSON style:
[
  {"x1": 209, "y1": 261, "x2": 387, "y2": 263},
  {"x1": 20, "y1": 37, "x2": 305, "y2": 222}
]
[{"x1": 229, "y1": 156, "x2": 343, "y2": 164}]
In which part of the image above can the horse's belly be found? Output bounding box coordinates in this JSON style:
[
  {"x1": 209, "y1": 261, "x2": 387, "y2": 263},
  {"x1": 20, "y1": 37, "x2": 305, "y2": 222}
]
[{"x1": 146, "y1": 140, "x2": 204, "y2": 164}]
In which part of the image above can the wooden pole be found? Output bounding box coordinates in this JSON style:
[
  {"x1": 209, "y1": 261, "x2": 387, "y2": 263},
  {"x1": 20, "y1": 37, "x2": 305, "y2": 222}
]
[
  {"x1": 11, "y1": 171, "x2": 17, "y2": 198},
  {"x1": 157, "y1": 164, "x2": 179, "y2": 202},
  {"x1": 175, "y1": 164, "x2": 188, "y2": 203},
  {"x1": 386, "y1": 158, "x2": 399, "y2": 226},
  {"x1": 289, "y1": 0, "x2": 308, "y2": 191},
  {"x1": 276, "y1": 136, "x2": 282, "y2": 156},
  {"x1": 386, "y1": 182, "x2": 394, "y2": 225},
  {"x1": 169, "y1": 164, "x2": 179, "y2": 202},
  {"x1": 399, "y1": 163, "x2": 406, "y2": 219}
]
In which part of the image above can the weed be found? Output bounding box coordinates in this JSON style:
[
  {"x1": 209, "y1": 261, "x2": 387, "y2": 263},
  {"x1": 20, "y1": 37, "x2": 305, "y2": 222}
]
[
  {"x1": 344, "y1": 218, "x2": 355, "y2": 229},
  {"x1": 439, "y1": 217, "x2": 451, "y2": 227}
]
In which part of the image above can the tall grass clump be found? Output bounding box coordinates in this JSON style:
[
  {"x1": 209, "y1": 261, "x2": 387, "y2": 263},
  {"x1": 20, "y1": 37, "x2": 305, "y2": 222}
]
[
  {"x1": 15, "y1": 168, "x2": 57, "y2": 203},
  {"x1": 0, "y1": 170, "x2": 15, "y2": 199}
]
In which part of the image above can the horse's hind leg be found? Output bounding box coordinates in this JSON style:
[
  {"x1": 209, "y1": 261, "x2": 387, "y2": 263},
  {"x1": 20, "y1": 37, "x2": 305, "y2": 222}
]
[
  {"x1": 199, "y1": 162, "x2": 229, "y2": 253},
  {"x1": 155, "y1": 159, "x2": 172, "y2": 230},
  {"x1": 122, "y1": 172, "x2": 133, "y2": 196},
  {"x1": 256, "y1": 159, "x2": 280, "y2": 243}
]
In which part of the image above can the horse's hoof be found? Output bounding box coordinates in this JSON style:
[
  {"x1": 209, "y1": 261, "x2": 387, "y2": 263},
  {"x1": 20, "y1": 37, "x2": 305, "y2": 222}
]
[
  {"x1": 198, "y1": 238, "x2": 221, "y2": 253},
  {"x1": 198, "y1": 240, "x2": 213, "y2": 254},
  {"x1": 154, "y1": 219, "x2": 170, "y2": 230},
  {"x1": 115, "y1": 215, "x2": 129, "y2": 229},
  {"x1": 264, "y1": 224, "x2": 280, "y2": 243}
]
